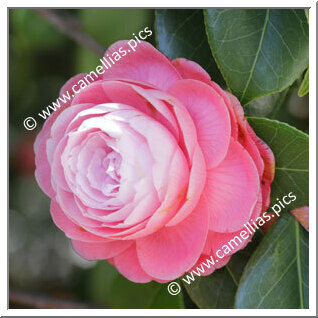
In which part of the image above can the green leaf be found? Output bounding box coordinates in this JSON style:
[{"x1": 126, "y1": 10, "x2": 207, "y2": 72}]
[
  {"x1": 248, "y1": 118, "x2": 308, "y2": 210},
  {"x1": 245, "y1": 80, "x2": 309, "y2": 132},
  {"x1": 245, "y1": 89, "x2": 289, "y2": 119},
  {"x1": 109, "y1": 274, "x2": 184, "y2": 309},
  {"x1": 85, "y1": 261, "x2": 184, "y2": 309},
  {"x1": 204, "y1": 9, "x2": 309, "y2": 105},
  {"x1": 148, "y1": 282, "x2": 184, "y2": 309},
  {"x1": 183, "y1": 267, "x2": 237, "y2": 309},
  {"x1": 84, "y1": 261, "x2": 118, "y2": 307},
  {"x1": 155, "y1": 9, "x2": 224, "y2": 86},
  {"x1": 235, "y1": 212, "x2": 308, "y2": 308},
  {"x1": 183, "y1": 231, "x2": 263, "y2": 308},
  {"x1": 305, "y1": 9, "x2": 309, "y2": 23},
  {"x1": 298, "y1": 68, "x2": 309, "y2": 97}
]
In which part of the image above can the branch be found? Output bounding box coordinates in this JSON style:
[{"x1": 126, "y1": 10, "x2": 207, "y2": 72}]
[
  {"x1": 9, "y1": 290, "x2": 95, "y2": 309},
  {"x1": 33, "y1": 9, "x2": 105, "y2": 57}
]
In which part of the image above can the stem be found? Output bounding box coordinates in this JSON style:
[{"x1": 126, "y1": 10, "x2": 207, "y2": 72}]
[
  {"x1": 33, "y1": 9, "x2": 105, "y2": 57},
  {"x1": 9, "y1": 290, "x2": 95, "y2": 309}
]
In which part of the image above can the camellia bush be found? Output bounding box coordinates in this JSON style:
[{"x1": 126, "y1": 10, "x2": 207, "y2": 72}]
[{"x1": 11, "y1": 8, "x2": 309, "y2": 310}]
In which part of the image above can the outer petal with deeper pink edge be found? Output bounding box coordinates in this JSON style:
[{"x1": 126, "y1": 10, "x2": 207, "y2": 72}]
[
  {"x1": 50, "y1": 200, "x2": 111, "y2": 242},
  {"x1": 204, "y1": 139, "x2": 260, "y2": 232},
  {"x1": 172, "y1": 58, "x2": 212, "y2": 85},
  {"x1": 102, "y1": 41, "x2": 181, "y2": 91},
  {"x1": 113, "y1": 244, "x2": 153, "y2": 283},
  {"x1": 168, "y1": 79, "x2": 231, "y2": 168},
  {"x1": 136, "y1": 199, "x2": 209, "y2": 280},
  {"x1": 71, "y1": 239, "x2": 133, "y2": 260}
]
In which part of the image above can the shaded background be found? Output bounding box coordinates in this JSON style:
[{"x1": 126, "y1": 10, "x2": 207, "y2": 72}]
[{"x1": 9, "y1": 8, "x2": 309, "y2": 309}]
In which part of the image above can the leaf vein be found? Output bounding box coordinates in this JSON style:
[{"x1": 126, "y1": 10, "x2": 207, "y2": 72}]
[
  {"x1": 240, "y1": 9, "x2": 270, "y2": 102},
  {"x1": 256, "y1": 256, "x2": 297, "y2": 308}
]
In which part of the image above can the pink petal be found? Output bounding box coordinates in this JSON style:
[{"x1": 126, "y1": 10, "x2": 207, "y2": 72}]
[
  {"x1": 166, "y1": 144, "x2": 207, "y2": 226},
  {"x1": 107, "y1": 258, "x2": 115, "y2": 265},
  {"x1": 34, "y1": 103, "x2": 94, "y2": 198},
  {"x1": 34, "y1": 106, "x2": 68, "y2": 198},
  {"x1": 205, "y1": 139, "x2": 260, "y2": 232},
  {"x1": 71, "y1": 80, "x2": 180, "y2": 139},
  {"x1": 206, "y1": 231, "x2": 252, "y2": 259},
  {"x1": 187, "y1": 253, "x2": 231, "y2": 277},
  {"x1": 172, "y1": 58, "x2": 212, "y2": 85},
  {"x1": 127, "y1": 110, "x2": 188, "y2": 202},
  {"x1": 59, "y1": 73, "x2": 98, "y2": 106},
  {"x1": 136, "y1": 200, "x2": 209, "y2": 280},
  {"x1": 71, "y1": 238, "x2": 133, "y2": 260},
  {"x1": 56, "y1": 188, "x2": 102, "y2": 227},
  {"x1": 131, "y1": 84, "x2": 180, "y2": 138},
  {"x1": 168, "y1": 79, "x2": 231, "y2": 168},
  {"x1": 250, "y1": 189, "x2": 263, "y2": 221},
  {"x1": 203, "y1": 190, "x2": 262, "y2": 257},
  {"x1": 113, "y1": 244, "x2": 153, "y2": 283},
  {"x1": 291, "y1": 206, "x2": 309, "y2": 231},
  {"x1": 210, "y1": 82, "x2": 239, "y2": 140},
  {"x1": 146, "y1": 89, "x2": 199, "y2": 164},
  {"x1": 122, "y1": 146, "x2": 190, "y2": 240},
  {"x1": 102, "y1": 40, "x2": 182, "y2": 90},
  {"x1": 221, "y1": 91, "x2": 275, "y2": 212},
  {"x1": 224, "y1": 92, "x2": 264, "y2": 176},
  {"x1": 246, "y1": 124, "x2": 275, "y2": 211},
  {"x1": 84, "y1": 220, "x2": 147, "y2": 239},
  {"x1": 34, "y1": 128, "x2": 55, "y2": 198},
  {"x1": 50, "y1": 200, "x2": 108, "y2": 242}
]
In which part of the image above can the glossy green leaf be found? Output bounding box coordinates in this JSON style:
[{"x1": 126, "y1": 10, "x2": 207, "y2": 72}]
[
  {"x1": 245, "y1": 89, "x2": 289, "y2": 119},
  {"x1": 305, "y1": 9, "x2": 309, "y2": 23},
  {"x1": 155, "y1": 9, "x2": 224, "y2": 86},
  {"x1": 183, "y1": 267, "x2": 236, "y2": 309},
  {"x1": 298, "y1": 68, "x2": 309, "y2": 97},
  {"x1": 204, "y1": 9, "x2": 309, "y2": 104},
  {"x1": 183, "y1": 231, "x2": 263, "y2": 308},
  {"x1": 235, "y1": 212, "x2": 308, "y2": 308},
  {"x1": 248, "y1": 118, "x2": 309, "y2": 210},
  {"x1": 245, "y1": 79, "x2": 309, "y2": 132}
]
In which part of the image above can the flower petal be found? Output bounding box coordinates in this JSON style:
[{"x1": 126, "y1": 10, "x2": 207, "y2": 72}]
[
  {"x1": 204, "y1": 139, "x2": 260, "y2": 232},
  {"x1": 136, "y1": 200, "x2": 209, "y2": 280},
  {"x1": 50, "y1": 200, "x2": 109, "y2": 242},
  {"x1": 166, "y1": 144, "x2": 207, "y2": 227},
  {"x1": 71, "y1": 238, "x2": 133, "y2": 260},
  {"x1": 172, "y1": 58, "x2": 212, "y2": 85},
  {"x1": 113, "y1": 244, "x2": 153, "y2": 283},
  {"x1": 291, "y1": 206, "x2": 309, "y2": 231},
  {"x1": 187, "y1": 253, "x2": 231, "y2": 277},
  {"x1": 246, "y1": 124, "x2": 275, "y2": 211},
  {"x1": 168, "y1": 79, "x2": 231, "y2": 168},
  {"x1": 102, "y1": 40, "x2": 181, "y2": 90}
]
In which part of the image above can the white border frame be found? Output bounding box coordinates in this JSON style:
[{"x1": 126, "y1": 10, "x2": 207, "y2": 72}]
[{"x1": 3, "y1": 1, "x2": 316, "y2": 316}]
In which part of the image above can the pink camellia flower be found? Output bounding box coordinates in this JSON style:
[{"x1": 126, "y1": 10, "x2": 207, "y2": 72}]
[{"x1": 34, "y1": 41, "x2": 275, "y2": 282}]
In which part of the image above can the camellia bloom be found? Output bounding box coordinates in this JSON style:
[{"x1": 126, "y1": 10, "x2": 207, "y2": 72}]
[{"x1": 34, "y1": 41, "x2": 275, "y2": 283}]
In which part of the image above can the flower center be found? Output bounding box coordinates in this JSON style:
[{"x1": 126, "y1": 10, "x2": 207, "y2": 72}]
[{"x1": 102, "y1": 150, "x2": 122, "y2": 195}]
